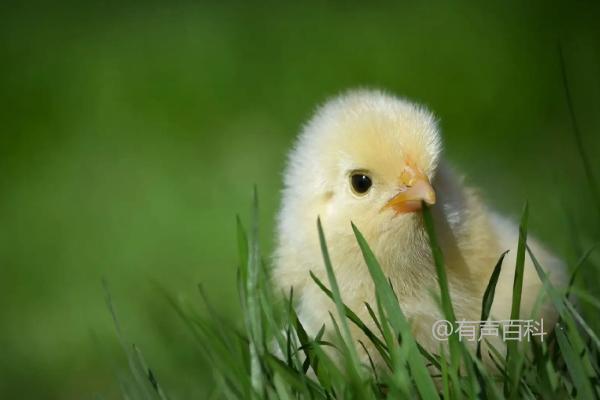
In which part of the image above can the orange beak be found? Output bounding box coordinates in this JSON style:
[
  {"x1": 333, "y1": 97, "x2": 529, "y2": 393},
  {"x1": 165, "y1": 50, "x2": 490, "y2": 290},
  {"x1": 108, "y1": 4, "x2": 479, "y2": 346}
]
[{"x1": 383, "y1": 165, "x2": 436, "y2": 214}]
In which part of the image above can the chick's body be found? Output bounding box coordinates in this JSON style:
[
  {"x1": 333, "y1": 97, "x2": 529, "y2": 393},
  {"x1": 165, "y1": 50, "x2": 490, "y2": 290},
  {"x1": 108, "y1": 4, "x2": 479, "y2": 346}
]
[{"x1": 274, "y1": 90, "x2": 566, "y2": 365}]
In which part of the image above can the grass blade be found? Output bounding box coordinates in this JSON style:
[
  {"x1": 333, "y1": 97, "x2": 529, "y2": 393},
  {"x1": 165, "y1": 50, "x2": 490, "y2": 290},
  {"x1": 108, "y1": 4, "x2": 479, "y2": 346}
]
[
  {"x1": 510, "y1": 202, "x2": 529, "y2": 321},
  {"x1": 247, "y1": 187, "x2": 264, "y2": 397},
  {"x1": 566, "y1": 243, "x2": 599, "y2": 297},
  {"x1": 103, "y1": 280, "x2": 165, "y2": 400},
  {"x1": 316, "y1": 218, "x2": 371, "y2": 397},
  {"x1": 506, "y1": 202, "x2": 528, "y2": 398},
  {"x1": 351, "y1": 222, "x2": 440, "y2": 400},
  {"x1": 422, "y1": 203, "x2": 457, "y2": 323},
  {"x1": 555, "y1": 326, "x2": 595, "y2": 399},
  {"x1": 478, "y1": 251, "x2": 509, "y2": 359},
  {"x1": 422, "y1": 203, "x2": 463, "y2": 398}
]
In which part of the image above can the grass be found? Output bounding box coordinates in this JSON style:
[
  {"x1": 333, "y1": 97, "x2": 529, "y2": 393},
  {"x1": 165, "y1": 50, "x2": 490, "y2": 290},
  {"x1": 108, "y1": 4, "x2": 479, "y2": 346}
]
[{"x1": 106, "y1": 190, "x2": 600, "y2": 399}]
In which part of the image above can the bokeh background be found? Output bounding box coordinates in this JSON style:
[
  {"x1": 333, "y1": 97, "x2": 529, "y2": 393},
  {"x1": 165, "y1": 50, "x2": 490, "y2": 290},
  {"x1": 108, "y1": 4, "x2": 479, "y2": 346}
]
[{"x1": 1, "y1": 0, "x2": 599, "y2": 398}]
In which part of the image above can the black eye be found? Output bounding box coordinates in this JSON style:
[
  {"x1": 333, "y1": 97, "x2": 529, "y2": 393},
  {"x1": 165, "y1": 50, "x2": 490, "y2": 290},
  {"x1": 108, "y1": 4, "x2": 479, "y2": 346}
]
[{"x1": 350, "y1": 173, "x2": 372, "y2": 195}]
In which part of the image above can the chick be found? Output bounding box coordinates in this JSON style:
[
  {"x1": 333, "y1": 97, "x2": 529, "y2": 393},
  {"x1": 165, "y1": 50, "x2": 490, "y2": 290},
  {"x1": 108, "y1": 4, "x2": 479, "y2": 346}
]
[{"x1": 273, "y1": 89, "x2": 566, "y2": 366}]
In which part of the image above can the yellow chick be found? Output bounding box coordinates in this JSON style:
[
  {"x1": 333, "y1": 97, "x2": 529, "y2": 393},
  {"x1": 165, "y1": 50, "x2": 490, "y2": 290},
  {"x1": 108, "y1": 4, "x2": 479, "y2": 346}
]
[{"x1": 273, "y1": 89, "x2": 566, "y2": 366}]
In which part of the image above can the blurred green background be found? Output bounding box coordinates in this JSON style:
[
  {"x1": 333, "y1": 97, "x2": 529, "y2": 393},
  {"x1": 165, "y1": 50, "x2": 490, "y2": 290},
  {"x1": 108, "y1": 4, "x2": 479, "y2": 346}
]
[{"x1": 1, "y1": 0, "x2": 599, "y2": 398}]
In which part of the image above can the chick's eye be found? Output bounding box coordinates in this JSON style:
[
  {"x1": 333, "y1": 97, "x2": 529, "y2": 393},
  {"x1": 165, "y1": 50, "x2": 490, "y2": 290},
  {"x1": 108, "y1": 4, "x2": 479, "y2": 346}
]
[{"x1": 350, "y1": 173, "x2": 372, "y2": 195}]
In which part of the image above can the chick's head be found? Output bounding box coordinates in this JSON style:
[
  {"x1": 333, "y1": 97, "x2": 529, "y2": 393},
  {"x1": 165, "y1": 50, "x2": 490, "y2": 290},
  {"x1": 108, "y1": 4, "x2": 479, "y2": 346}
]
[{"x1": 280, "y1": 90, "x2": 442, "y2": 251}]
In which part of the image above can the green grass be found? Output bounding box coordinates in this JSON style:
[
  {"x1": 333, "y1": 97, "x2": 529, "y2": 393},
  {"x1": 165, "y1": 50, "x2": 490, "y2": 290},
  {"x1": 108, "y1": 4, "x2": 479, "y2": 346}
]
[{"x1": 107, "y1": 192, "x2": 600, "y2": 399}]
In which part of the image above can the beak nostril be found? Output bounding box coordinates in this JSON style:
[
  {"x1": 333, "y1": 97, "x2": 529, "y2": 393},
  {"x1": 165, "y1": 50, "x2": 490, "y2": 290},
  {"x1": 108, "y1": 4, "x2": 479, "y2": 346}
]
[{"x1": 384, "y1": 166, "x2": 436, "y2": 213}]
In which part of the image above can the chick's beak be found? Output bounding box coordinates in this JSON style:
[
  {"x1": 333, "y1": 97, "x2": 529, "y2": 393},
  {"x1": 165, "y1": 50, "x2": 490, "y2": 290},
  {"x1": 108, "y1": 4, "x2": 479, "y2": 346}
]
[{"x1": 384, "y1": 166, "x2": 436, "y2": 214}]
